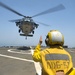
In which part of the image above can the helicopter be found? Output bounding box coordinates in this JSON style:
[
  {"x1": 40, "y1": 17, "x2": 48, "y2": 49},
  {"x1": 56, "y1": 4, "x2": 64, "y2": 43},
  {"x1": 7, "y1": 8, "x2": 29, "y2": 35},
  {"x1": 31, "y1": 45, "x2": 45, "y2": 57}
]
[{"x1": 0, "y1": 2, "x2": 65, "y2": 39}]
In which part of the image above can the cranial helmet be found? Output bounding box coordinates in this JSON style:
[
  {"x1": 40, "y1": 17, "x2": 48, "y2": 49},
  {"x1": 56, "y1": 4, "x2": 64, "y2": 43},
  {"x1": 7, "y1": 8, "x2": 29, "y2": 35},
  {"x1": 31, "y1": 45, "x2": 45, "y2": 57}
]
[{"x1": 45, "y1": 30, "x2": 64, "y2": 46}]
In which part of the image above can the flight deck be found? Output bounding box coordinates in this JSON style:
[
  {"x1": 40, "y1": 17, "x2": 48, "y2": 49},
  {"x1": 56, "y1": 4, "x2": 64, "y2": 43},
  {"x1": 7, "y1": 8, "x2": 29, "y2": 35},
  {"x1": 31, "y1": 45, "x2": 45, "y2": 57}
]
[{"x1": 0, "y1": 47, "x2": 75, "y2": 75}]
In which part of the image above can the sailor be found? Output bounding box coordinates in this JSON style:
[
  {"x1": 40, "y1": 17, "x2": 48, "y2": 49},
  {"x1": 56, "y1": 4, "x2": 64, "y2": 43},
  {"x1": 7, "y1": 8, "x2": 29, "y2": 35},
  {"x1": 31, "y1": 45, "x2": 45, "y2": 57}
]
[{"x1": 32, "y1": 30, "x2": 75, "y2": 75}]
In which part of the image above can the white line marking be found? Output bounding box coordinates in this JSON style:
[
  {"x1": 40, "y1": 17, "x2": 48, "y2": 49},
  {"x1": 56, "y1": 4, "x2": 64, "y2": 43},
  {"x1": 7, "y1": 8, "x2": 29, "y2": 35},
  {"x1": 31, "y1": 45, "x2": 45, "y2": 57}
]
[
  {"x1": 67, "y1": 49, "x2": 75, "y2": 53},
  {"x1": 30, "y1": 47, "x2": 42, "y2": 75},
  {"x1": 8, "y1": 49, "x2": 31, "y2": 54},
  {"x1": 0, "y1": 54, "x2": 34, "y2": 62},
  {"x1": 70, "y1": 50, "x2": 74, "y2": 52}
]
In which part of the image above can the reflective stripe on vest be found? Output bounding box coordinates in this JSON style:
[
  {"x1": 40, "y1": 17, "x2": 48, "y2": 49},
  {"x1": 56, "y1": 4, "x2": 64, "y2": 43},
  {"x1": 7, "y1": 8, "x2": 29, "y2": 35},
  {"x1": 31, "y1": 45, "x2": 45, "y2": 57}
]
[
  {"x1": 45, "y1": 54, "x2": 69, "y2": 60},
  {"x1": 45, "y1": 54, "x2": 70, "y2": 69}
]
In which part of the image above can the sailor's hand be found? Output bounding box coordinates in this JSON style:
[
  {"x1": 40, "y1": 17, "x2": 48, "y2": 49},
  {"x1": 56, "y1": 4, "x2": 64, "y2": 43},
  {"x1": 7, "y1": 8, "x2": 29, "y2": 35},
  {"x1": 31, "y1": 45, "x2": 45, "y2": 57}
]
[
  {"x1": 39, "y1": 36, "x2": 42, "y2": 45},
  {"x1": 56, "y1": 71, "x2": 65, "y2": 75}
]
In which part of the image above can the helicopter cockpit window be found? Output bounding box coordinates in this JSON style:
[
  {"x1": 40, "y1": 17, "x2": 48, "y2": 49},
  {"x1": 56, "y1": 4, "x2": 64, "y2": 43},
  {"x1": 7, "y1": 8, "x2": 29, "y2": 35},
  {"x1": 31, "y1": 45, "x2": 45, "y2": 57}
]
[
  {"x1": 24, "y1": 18, "x2": 30, "y2": 22},
  {"x1": 22, "y1": 17, "x2": 33, "y2": 22}
]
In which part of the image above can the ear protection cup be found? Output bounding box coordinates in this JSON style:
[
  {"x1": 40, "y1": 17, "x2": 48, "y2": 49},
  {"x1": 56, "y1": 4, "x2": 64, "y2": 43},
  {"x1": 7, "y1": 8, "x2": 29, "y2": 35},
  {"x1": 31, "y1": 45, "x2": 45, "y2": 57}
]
[{"x1": 45, "y1": 35, "x2": 50, "y2": 46}]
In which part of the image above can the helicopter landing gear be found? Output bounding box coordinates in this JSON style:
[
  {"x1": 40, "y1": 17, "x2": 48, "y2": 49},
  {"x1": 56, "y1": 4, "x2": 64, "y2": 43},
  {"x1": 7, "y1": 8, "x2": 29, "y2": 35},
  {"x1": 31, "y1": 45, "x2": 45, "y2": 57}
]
[
  {"x1": 32, "y1": 31, "x2": 34, "y2": 34},
  {"x1": 18, "y1": 29, "x2": 21, "y2": 33}
]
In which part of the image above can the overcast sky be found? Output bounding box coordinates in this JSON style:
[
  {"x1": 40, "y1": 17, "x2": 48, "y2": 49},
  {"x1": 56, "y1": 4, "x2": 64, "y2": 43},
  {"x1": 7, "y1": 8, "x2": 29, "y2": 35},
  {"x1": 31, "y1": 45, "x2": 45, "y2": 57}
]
[{"x1": 0, "y1": 0, "x2": 75, "y2": 48}]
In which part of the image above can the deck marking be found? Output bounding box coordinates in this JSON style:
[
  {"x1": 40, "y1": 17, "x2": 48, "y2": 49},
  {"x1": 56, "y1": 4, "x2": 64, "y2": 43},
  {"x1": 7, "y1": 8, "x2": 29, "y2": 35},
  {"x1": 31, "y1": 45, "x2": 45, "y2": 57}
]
[
  {"x1": 70, "y1": 50, "x2": 75, "y2": 52},
  {"x1": 8, "y1": 49, "x2": 31, "y2": 54},
  {"x1": 30, "y1": 47, "x2": 42, "y2": 75},
  {"x1": 0, "y1": 54, "x2": 33, "y2": 62}
]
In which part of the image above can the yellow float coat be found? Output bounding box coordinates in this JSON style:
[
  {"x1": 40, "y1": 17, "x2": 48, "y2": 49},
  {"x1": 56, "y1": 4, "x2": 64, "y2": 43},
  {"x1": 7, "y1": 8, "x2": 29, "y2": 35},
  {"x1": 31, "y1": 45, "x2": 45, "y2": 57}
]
[{"x1": 32, "y1": 44, "x2": 75, "y2": 75}]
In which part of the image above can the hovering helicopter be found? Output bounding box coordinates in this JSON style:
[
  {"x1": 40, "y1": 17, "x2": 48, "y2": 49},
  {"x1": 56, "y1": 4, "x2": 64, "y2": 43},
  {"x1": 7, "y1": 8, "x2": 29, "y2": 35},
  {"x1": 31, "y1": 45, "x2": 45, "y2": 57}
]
[{"x1": 0, "y1": 2, "x2": 65, "y2": 39}]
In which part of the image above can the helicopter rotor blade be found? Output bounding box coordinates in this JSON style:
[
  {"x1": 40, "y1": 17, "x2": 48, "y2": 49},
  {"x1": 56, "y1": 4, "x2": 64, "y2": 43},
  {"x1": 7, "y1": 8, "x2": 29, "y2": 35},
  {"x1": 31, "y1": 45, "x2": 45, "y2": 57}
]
[
  {"x1": 9, "y1": 18, "x2": 23, "y2": 22},
  {"x1": 32, "y1": 4, "x2": 65, "y2": 18},
  {"x1": 0, "y1": 2, "x2": 26, "y2": 17},
  {"x1": 9, "y1": 19, "x2": 23, "y2": 22}
]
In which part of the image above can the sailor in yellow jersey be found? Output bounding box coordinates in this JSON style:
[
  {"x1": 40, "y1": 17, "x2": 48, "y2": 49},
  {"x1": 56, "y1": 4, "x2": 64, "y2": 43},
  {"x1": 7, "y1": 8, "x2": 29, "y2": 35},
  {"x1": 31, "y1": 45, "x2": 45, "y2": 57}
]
[{"x1": 32, "y1": 30, "x2": 75, "y2": 75}]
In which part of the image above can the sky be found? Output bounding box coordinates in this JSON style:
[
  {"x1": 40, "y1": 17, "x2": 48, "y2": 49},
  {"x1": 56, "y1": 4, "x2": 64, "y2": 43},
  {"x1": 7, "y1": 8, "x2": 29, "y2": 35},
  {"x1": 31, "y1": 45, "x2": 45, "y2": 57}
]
[{"x1": 0, "y1": 0, "x2": 75, "y2": 48}]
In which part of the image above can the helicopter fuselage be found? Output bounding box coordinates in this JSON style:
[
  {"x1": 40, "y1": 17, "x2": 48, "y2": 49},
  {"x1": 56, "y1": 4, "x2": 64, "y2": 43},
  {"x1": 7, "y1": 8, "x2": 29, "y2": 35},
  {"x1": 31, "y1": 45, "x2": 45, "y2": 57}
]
[
  {"x1": 0, "y1": 2, "x2": 65, "y2": 39},
  {"x1": 16, "y1": 20, "x2": 38, "y2": 38}
]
